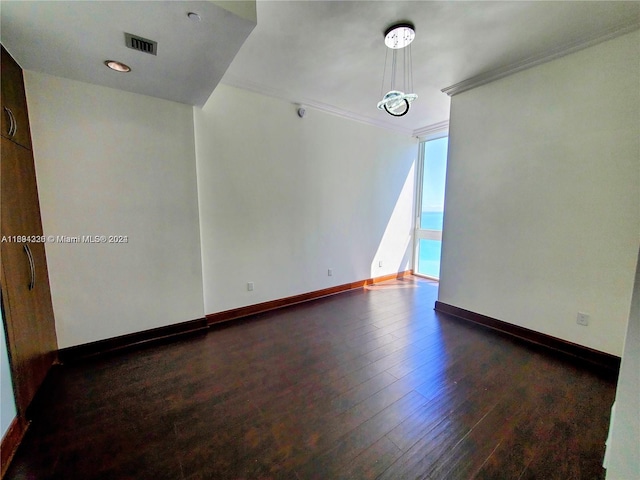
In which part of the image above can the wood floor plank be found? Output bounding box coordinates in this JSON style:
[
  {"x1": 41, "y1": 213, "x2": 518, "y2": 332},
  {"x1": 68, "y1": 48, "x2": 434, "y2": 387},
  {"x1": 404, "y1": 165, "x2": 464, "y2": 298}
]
[
  {"x1": 294, "y1": 391, "x2": 428, "y2": 479},
  {"x1": 336, "y1": 436, "x2": 403, "y2": 480},
  {"x1": 4, "y1": 277, "x2": 616, "y2": 480}
]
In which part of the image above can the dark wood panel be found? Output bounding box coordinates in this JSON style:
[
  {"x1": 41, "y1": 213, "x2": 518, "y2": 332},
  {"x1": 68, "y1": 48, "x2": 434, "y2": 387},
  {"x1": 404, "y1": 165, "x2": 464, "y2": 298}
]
[
  {"x1": 434, "y1": 300, "x2": 620, "y2": 374},
  {"x1": 0, "y1": 416, "x2": 28, "y2": 478},
  {"x1": 1, "y1": 51, "x2": 57, "y2": 421},
  {"x1": 4, "y1": 277, "x2": 616, "y2": 479},
  {"x1": 0, "y1": 138, "x2": 55, "y2": 416},
  {"x1": 11, "y1": 135, "x2": 58, "y2": 382},
  {"x1": 0, "y1": 46, "x2": 32, "y2": 150}
]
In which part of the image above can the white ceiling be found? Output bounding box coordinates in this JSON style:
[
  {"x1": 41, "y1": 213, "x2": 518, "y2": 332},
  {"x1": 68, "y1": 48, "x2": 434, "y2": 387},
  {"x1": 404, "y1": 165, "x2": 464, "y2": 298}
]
[
  {"x1": 0, "y1": 1, "x2": 256, "y2": 106},
  {"x1": 2, "y1": 1, "x2": 639, "y2": 136}
]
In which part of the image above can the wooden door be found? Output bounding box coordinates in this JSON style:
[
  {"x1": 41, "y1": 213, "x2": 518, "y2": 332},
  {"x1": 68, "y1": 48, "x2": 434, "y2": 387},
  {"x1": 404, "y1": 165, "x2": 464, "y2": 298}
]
[
  {"x1": 1, "y1": 44, "x2": 57, "y2": 416},
  {"x1": 1, "y1": 138, "x2": 57, "y2": 414}
]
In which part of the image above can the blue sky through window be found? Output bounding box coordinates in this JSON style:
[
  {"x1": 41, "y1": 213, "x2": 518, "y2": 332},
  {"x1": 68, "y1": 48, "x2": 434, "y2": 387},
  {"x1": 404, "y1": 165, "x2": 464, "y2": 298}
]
[{"x1": 421, "y1": 137, "x2": 448, "y2": 214}]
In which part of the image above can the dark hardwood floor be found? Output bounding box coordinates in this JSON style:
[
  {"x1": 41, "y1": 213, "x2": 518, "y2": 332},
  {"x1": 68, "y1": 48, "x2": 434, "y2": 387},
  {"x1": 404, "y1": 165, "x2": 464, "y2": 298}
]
[{"x1": 5, "y1": 277, "x2": 616, "y2": 479}]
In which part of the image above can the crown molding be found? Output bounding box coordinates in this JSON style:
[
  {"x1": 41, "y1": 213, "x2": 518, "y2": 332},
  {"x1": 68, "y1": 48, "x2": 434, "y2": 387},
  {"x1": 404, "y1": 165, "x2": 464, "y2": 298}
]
[
  {"x1": 221, "y1": 73, "x2": 449, "y2": 139},
  {"x1": 220, "y1": 73, "x2": 415, "y2": 136},
  {"x1": 413, "y1": 120, "x2": 449, "y2": 140},
  {"x1": 442, "y1": 23, "x2": 640, "y2": 97}
]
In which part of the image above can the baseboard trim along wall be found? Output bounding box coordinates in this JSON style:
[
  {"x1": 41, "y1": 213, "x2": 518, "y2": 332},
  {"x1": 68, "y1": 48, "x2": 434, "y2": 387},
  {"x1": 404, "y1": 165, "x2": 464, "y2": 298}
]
[
  {"x1": 58, "y1": 318, "x2": 209, "y2": 363},
  {"x1": 206, "y1": 271, "x2": 413, "y2": 325},
  {"x1": 1, "y1": 416, "x2": 28, "y2": 479},
  {"x1": 57, "y1": 271, "x2": 413, "y2": 362},
  {"x1": 434, "y1": 301, "x2": 621, "y2": 374}
]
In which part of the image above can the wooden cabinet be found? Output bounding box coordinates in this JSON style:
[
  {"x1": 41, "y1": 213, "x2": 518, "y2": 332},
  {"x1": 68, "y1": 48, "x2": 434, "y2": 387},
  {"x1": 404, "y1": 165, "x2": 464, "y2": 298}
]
[
  {"x1": 1, "y1": 45, "x2": 57, "y2": 416},
  {"x1": 1, "y1": 46, "x2": 31, "y2": 150}
]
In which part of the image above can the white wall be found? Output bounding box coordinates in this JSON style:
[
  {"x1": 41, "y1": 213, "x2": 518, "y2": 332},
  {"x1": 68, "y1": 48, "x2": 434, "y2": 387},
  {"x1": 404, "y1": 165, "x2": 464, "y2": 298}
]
[
  {"x1": 194, "y1": 84, "x2": 417, "y2": 314},
  {"x1": 24, "y1": 72, "x2": 204, "y2": 348},
  {"x1": 605, "y1": 248, "x2": 640, "y2": 479},
  {"x1": 1, "y1": 310, "x2": 17, "y2": 438},
  {"x1": 439, "y1": 31, "x2": 639, "y2": 356}
]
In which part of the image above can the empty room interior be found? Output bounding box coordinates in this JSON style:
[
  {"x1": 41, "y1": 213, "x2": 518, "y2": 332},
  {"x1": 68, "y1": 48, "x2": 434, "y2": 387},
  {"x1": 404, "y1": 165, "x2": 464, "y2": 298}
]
[{"x1": 1, "y1": 1, "x2": 639, "y2": 479}]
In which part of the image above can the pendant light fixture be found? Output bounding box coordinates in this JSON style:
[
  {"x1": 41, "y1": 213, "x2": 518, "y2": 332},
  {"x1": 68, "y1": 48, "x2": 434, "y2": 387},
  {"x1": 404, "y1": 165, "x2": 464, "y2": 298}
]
[{"x1": 377, "y1": 22, "x2": 417, "y2": 117}]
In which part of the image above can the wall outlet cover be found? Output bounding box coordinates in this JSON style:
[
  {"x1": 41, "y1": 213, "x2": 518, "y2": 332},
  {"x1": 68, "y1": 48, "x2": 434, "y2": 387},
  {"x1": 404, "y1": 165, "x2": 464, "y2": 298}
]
[{"x1": 577, "y1": 312, "x2": 589, "y2": 326}]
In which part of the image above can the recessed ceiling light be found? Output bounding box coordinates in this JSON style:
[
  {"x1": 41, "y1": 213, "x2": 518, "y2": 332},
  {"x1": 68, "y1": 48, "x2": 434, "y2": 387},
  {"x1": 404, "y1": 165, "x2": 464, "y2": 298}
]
[
  {"x1": 187, "y1": 12, "x2": 201, "y2": 21},
  {"x1": 104, "y1": 60, "x2": 131, "y2": 72}
]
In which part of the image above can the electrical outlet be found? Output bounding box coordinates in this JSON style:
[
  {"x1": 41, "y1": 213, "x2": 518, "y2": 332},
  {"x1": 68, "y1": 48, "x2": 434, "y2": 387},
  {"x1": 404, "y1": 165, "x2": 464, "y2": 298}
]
[
  {"x1": 379, "y1": 260, "x2": 383, "y2": 267},
  {"x1": 577, "y1": 312, "x2": 589, "y2": 326},
  {"x1": 328, "y1": 269, "x2": 333, "y2": 277},
  {"x1": 247, "y1": 282, "x2": 254, "y2": 291}
]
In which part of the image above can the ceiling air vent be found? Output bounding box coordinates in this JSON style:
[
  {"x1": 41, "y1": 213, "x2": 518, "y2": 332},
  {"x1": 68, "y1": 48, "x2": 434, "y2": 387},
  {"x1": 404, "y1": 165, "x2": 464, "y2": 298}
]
[{"x1": 124, "y1": 33, "x2": 157, "y2": 56}]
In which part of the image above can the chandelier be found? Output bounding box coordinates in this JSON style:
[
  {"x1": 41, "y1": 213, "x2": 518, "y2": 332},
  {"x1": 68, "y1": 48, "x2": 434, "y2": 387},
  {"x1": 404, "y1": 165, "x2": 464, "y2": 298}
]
[{"x1": 377, "y1": 22, "x2": 417, "y2": 117}]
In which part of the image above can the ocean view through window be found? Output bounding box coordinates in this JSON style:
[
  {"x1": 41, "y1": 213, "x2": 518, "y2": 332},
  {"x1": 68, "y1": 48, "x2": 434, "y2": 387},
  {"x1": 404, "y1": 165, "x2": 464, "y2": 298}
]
[{"x1": 415, "y1": 136, "x2": 448, "y2": 279}]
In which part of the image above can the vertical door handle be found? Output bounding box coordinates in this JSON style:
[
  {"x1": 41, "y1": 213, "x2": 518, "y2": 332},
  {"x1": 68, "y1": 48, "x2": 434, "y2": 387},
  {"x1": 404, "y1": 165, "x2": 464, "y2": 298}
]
[
  {"x1": 23, "y1": 244, "x2": 35, "y2": 290},
  {"x1": 3, "y1": 106, "x2": 16, "y2": 137},
  {"x1": 10, "y1": 108, "x2": 17, "y2": 137}
]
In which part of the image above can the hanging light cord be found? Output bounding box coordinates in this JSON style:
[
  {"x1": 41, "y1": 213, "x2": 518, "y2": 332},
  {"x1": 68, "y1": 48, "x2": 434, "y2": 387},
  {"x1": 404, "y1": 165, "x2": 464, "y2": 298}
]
[
  {"x1": 380, "y1": 47, "x2": 389, "y2": 98},
  {"x1": 381, "y1": 40, "x2": 414, "y2": 95},
  {"x1": 403, "y1": 44, "x2": 408, "y2": 93},
  {"x1": 409, "y1": 43, "x2": 414, "y2": 94},
  {"x1": 381, "y1": 29, "x2": 415, "y2": 96},
  {"x1": 390, "y1": 49, "x2": 397, "y2": 92}
]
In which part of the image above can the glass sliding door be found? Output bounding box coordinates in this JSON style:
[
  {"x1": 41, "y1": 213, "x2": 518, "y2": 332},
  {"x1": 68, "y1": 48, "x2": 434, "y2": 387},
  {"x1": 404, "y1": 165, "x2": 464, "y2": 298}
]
[{"x1": 415, "y1": 136, "x2": 448, "y2": 279}]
